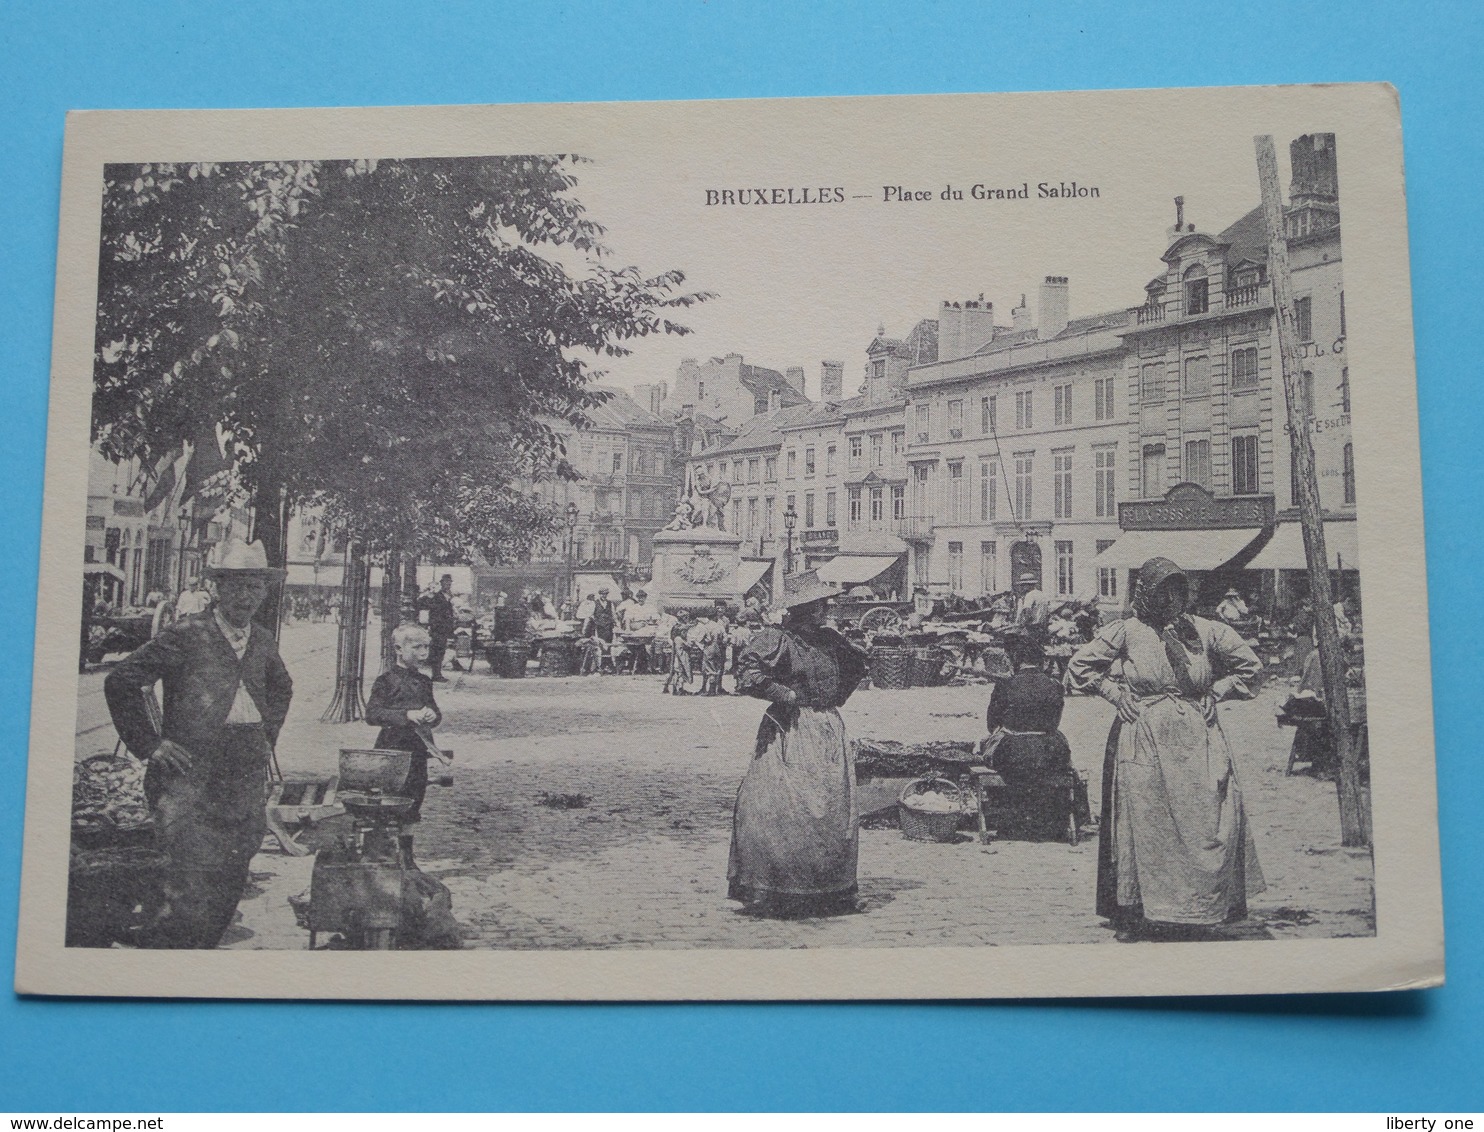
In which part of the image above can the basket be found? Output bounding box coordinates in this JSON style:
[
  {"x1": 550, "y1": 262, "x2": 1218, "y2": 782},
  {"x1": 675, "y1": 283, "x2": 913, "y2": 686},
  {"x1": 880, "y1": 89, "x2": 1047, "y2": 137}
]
[
  {"x1": 337, "y1": 748, "x2": 414, "y2": 795},
  {"x1": 871, "y1": 646, "x2": 911, "y2": 690},
  {"x1": 488, "y1": 639, "x2": 529, "y2": 678},
  {"x1": 908, "y1": 646, "x2": 945, "y2": 688},
  {"x1": 897, "y1": 776, "x2": 969, "y2": 842},
  {"x1": 540, "y1": 636, "x2": 578, "y2": 677}
]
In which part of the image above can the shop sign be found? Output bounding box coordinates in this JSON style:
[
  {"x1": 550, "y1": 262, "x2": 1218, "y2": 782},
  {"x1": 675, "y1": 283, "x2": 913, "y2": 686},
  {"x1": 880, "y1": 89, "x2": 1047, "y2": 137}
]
[{"x1": 1119, "y1": 483, "x2": 1275, "y2": 531}]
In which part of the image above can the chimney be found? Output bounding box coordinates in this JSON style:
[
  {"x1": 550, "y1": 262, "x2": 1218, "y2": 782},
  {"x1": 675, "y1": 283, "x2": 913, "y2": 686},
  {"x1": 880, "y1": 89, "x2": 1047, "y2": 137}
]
[
  {"x1": 820, "y1": 360, "x2": 844, "y2": 400},
  {"x1": 1039, "y1": 276, "x2": 1069, "y2": 339},
  {"x1": 785, "y1": 366, "x2": 806, "y2": 397},
  {"x1": 1012, "y1": 294, "x2": 1031, "y2": 333},
  {"x1": 1290, "y1": 133, "x2": 1338, "y2": 206}
]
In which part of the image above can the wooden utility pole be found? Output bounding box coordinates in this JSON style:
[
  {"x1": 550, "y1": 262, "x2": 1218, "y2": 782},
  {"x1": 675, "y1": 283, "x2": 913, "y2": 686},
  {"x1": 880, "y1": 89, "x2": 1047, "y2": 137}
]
[{"x1": 1255, "y1": 135, "x2": 1367, "y2": 846}]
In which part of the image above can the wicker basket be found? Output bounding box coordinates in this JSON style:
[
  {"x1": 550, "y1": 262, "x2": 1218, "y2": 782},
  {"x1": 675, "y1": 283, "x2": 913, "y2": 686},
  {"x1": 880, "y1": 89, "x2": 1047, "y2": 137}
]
[
  {"x1": 488, "y1": 640, "x2": 529, "y2": 678},
  {"x1": 897, "y1": 776, "x2": 969, "y2": 842},
  {"x1": 871, "y1": 646, "x2": 911, "y2": 690},
  {"x1": 540, "y1": 636, "x2": 578, "y2": 677},
  {"x1": 908, "y1": 646, "x2": 945, "y2": 688}
]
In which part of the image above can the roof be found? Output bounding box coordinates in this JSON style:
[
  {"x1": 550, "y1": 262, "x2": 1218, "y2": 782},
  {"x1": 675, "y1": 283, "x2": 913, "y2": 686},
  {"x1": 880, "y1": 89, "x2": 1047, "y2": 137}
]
[
  {"x1": 586, "y1": 387, "x2": 671, "y2": 431},
  {"x1": 1218, "y1": 205, "x2": 1269, "y2": 267},
  {"x1": 737, "y1": 363, "x2": 811, "y2": 407},
  {"x1": 966, "y1": 309, "x2": 1128, "y2": 356},
  {"x1": 699, "y1": 403, "x2": 817, "y2": 457},
  {"x1": 779, "y1": 398, "x2": 857, "y2": 432}
]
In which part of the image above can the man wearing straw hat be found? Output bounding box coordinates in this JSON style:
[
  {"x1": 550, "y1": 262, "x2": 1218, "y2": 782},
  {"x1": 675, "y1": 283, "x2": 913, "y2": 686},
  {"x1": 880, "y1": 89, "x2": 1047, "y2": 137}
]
[{"x1": 105, "y1": 536, "x2": 293, "y2": 948}]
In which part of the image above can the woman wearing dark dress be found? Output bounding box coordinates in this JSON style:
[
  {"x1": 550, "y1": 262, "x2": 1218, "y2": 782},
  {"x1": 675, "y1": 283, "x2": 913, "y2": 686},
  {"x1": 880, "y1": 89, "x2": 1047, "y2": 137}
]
[
  {"x1": 981, "y1": 632, "x2": 1082, "y2": 839},
  {"x1": 727, "y1": 572, "x2": 869, "y2": 918},
  {"x1": 364, "y1": 623, "x2": 443, "y2": 821}
]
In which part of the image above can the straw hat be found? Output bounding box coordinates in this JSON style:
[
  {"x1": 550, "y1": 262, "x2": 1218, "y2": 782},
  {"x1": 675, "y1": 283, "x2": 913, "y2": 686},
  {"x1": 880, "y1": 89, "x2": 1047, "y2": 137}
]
[
  {"x1": 202, "y1": 537, "x2": 285, "y2": 579},
  {"x1": 1224, "y1": 587, "x2": 1242, "y2": 598},
  {"x1": 1017, "y1": 571, "x2": 1040, "y2": 585},
  {"x1": 781, "y1": 570, "x2": 841, "y2": 609}
]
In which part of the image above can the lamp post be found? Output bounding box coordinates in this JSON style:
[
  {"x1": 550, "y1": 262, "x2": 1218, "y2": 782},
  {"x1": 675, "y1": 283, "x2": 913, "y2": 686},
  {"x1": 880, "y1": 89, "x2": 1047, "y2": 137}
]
[
  {"x1": 175, "y1": 508, "x2": 191, "y2": 596},
  {"x1": 565, "y1": 501, "x2": 580, "y2": 603},
  {"x1": 783, "y1": 503, "x2": 798, "y2": 575}
]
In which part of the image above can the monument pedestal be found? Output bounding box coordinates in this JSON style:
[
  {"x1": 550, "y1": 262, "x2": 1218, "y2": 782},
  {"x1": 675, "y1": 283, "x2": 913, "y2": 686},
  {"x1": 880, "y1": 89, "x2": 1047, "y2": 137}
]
[{"x1": 651, "y1": 527, "x2": 747, "y2": 613}]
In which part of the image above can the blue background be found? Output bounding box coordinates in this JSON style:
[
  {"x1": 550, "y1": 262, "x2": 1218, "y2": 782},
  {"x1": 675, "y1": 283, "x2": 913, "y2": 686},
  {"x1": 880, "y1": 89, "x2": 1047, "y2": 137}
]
[{"x1": 2, "y1": 0, "x2": 1480, "y2": 1112}]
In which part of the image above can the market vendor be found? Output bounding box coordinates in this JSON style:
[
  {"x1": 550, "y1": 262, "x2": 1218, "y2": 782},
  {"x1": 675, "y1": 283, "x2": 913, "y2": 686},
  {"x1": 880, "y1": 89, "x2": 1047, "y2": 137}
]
[
  {"x1": 364, "y1": 622, "x2": 443, "y2": 821},
  {"x1": 103, "y1": 537, "x2": 293, "y2": 949}
]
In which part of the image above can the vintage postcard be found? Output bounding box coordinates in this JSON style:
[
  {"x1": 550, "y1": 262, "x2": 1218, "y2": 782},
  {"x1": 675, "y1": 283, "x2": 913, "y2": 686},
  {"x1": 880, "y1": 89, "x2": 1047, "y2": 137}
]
[{"x1": 18, "y1": 84, "x2": 1443, "y2": 999}]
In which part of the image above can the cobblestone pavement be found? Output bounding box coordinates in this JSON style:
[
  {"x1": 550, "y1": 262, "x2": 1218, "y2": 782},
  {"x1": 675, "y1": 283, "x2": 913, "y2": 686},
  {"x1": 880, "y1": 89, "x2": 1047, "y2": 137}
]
[{"x1": 75, "y1": 622, "x2": 1376, "y2": 950}]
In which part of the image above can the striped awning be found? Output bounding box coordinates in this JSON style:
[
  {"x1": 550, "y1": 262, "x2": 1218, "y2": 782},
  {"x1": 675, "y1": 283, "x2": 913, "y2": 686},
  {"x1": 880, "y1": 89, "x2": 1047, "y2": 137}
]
[{"x1": 1093, "y1": 528, "x2": 1266, "y2": 571}]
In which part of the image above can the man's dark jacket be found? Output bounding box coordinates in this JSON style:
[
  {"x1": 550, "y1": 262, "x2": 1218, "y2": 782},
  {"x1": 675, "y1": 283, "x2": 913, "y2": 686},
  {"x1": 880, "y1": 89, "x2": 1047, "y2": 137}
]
[
  {"x1": 419, "y1": 590, "x2": 457, "y2": 638},
  {"x1": 104, "y1": 614, "x2": 293, "y2": 759}
]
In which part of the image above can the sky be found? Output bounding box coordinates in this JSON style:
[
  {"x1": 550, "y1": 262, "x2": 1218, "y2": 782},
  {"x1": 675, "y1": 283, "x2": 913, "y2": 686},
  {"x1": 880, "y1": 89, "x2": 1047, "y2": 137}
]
[{"x1": 548, "y1": 91, "x2": 1315, "y2": 399}]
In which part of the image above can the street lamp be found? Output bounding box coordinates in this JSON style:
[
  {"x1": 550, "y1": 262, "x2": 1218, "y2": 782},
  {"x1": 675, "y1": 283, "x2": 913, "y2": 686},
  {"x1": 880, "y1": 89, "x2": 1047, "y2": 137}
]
[
  {"x1": 783, "y1": 503, "x2": 798, "y2": 575},
  {"x1": 564, "y1": 501, "x2": 580, "y2": 603},
  {"x1": 175, "y1": 508, "x2": 191, "y2": 595}
]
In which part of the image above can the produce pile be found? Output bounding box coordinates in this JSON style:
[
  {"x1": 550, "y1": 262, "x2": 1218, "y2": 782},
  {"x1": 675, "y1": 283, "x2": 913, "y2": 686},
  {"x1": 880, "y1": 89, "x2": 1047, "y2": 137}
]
[
  {"x1": 72, "y1": 753, "x2": 151, "y2": 837},
  {"x1": 902, "y1": 786, "x2": 966, "y2": 813}
]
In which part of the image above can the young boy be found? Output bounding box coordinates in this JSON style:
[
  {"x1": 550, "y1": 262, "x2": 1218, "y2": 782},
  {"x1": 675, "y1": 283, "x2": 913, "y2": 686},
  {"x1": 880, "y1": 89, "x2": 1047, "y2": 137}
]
[{"x1": 365, "y1": 623, "x2": 443, "y2": 820}]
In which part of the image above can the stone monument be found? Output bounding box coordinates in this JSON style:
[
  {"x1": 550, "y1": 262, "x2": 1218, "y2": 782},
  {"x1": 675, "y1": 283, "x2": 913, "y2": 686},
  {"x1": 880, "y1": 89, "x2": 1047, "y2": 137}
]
[{"x1": 650, "y1": 526, "x2": 745, "y2": 613}]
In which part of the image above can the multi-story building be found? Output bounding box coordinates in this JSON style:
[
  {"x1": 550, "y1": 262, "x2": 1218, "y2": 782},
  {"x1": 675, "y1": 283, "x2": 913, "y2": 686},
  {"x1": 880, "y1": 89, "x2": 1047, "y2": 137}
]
[
  {"x1": 1109, "y1": 133, "x2": 1353, "y2": 611},
  {"x1": 902, "y1": 284, "x2": 1130, "y2": 604},
  {"x1": 653, "y1": 352, "x2": 811, "y2": 426}
]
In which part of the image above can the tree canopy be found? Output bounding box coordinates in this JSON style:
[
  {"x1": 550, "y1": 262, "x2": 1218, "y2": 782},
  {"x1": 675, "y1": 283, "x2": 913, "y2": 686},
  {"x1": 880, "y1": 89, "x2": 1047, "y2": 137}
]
[{"x1": 93, "y1": 156, "x2": 708, "y2": 563}]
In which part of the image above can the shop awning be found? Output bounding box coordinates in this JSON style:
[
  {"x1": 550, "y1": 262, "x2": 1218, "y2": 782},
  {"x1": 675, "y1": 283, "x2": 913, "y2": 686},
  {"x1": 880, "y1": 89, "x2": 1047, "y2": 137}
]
[
  {"x1": 1093, "y1": 528, "x2": 1266, "y2": 571},
  {"x1": 83, "y1": 562, "x2": 125, "y2": 581},
  {"x1": 816, "y1": 554, "x2": 902, "y2": 586},
  {"x1": 1246, "y1": 521, "x2": 1361, "y2": 571},
  {"x1": 736, "y1": 560, "x2": 772, "y2": 594}
]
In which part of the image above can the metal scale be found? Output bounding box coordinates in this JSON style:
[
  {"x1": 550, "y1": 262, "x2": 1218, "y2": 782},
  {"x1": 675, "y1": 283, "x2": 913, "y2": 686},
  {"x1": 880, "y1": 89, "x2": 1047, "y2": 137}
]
[{"x1": 301, "y1": 738, "x2": 452, "y2": 950}]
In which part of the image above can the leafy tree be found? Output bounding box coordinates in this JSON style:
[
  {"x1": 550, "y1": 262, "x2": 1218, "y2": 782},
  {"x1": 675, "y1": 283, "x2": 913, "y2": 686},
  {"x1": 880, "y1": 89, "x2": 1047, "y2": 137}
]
[{"x1": 93, "y1": 155, "x2": 708, "y2": 578}]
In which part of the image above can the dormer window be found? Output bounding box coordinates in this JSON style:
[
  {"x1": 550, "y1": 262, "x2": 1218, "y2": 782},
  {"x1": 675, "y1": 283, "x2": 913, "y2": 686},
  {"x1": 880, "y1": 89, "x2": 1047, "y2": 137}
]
[
  {"x1": 1183, "y1": 265, "x2": 1209, "y2": 315},
  {"x1": 1235, "y1": 267, "x2": 1260, "y2": 288},
  {"x1": 872, "y1": 359, "x2": 886, "y2": 381}
]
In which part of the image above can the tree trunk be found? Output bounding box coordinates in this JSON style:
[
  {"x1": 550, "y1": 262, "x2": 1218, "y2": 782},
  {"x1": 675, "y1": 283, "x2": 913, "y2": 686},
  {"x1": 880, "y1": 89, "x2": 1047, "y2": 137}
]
[
  {"x1": 378, "y1": 548, "x2": 403, "y2": 673},
  {"x1": 321, "y1": 540, "x2": 371, "y2": 723},
  {"x1": 250, "y1": 479, "x2": 290, "y2": 638}
]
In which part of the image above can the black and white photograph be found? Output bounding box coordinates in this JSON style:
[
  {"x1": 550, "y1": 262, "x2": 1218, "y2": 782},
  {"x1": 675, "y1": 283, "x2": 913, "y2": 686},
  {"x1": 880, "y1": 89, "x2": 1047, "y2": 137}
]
[{"x1": 18, "y1": 85, "x2": 1442, "y2": 999}]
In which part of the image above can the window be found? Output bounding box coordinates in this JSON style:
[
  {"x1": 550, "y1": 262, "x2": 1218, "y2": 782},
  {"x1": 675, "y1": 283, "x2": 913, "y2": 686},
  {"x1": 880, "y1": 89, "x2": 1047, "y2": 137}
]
[
  {"x1": 870, "y1": 433, "x2": 884, "y2": 468},
  {"x1": 870, "y1": 487, "x2": 884, "y2": 523},
  {"x1": 1055, "y1": 540, "x2": 1075, "y2": 596},
  {"x1": 848, "y1": 487, "x2": 862, "y2": 526},
  {"x1": 1094, "y1": 376, "x2": 1115, "y2": 421},
  {"x1": 891, "y1": 431, "x2": 904, "y2": 459},
  {"x1": 1340, "y1": 367, "x2": 1351, "y2": 413},
  {"x1": 804, "y1": 492, "x2": 816, "y2": 528},
  {"x1": 747, "y1": 497, "x2": 758, "y2": 539},
  {"x1": 764, "y1": 456, "x2": 777, "y2": 481},
  {"x1": 764, "y1": 497, "x2": 775, "y2": 538},
  {"x1": 981, "y1": 395, "x2": 997, "y2": 435},
  {"x1": 1294, "y1": 295, "x2": 1313, "y2": 342},
  {"x1": 915, "y1": 547, "x2": 930, "y2": 586},
  {"x1": 1013, "y1": 452, "x2": 1034, "y2": 519},
  {"x1": 768, "y1": 389, "x2": 781, "y2": 412},
  {"x1": 656, "y1": 453, "x2": 667, "y2": 476},
  {"x1": 911, "y1": 464, "x2": 931, "y2": 515},
  {"x1": 1184, "y1": 266, "x2": 1208, "y2": 315},
  {"x1": 947, "y1": 461, "x2": 964, "y2": 522},
  {"x1": 1015, "y1": 390, "x2": 1034, "y2": 430},
  {"x1": 730, "y1": 499, "x2": 741, "y2": 534},
  {"x1": 979, "y1": 541, "x2": 998, "y2": 595},
  {"x1": 1183, "y1": 355, "x2": 1210, "y2": 398},
  {"x1": 948, "y1": 399, "x2": 964, "y2": 437},
  {"x1": 1094, "y1": 446, "x2": 1117, "y2": 518},
  {"x1": 1231, "y1": 347, "x2": 1258, "y2": 391},
  {"x1": 804, "y1": 447, "x2": 816, "y2": 476},
  {"x1": 1096, "y1": 539, "x2": 1118, "y2": 599},
  {"x1": 1053, "y1": 450, "x2": 1074, "y2": 519},
  {"x1": 786, "y1": 449, "x2": 797, "y2": 478},
  {"x1": 826, "y1": 491, "x2": 837, "y2": 527},
  {"x1": 979, "y1": 459, "x2": 997, "y2": 521},
  {"x1": 849, "y1": 436, "x2": 863, "y2": 466},
  {"x1": 891, "y1": 485, "x2": 905, "y2": 520},
  {"x1": 636, "y1": 452, "x2": 649, "y2": 475},
  {"x1": 747, "y1": 457, "x2": 759, "y2": 484},
  {"x1": 1054, "y1": 383, "x2": 1072, "y2": 426},
  {"x1": 1184, "y1": 437, "x2": 1211, "y2": 488},
  {"x1": 732, "y1": 459, "x2": 742, "y2": 483},
  {"x1": 1232, "y1": 433, "x2": 1260, "y2": 495},
  {"x1": 826, "y1": 445, "x2": 837, "y2": 476},
  {"x1": 1343, "y1": 443, "x2": 1356, "y2": 505},
  {"x1": 1300, "y1": 369, "x2": 1316, "y2": 418},
  {"x1": 872, "y1": 358, "x2": 886, "y2": 380},
  {"x1": 1141, "y1": 363, "x2": 1164, "y2": 403},
  {"x1": 915, "y1": 404, "x2": 930, "y2": 441},
  {"x1": 948, "y1": 542, "x2": 965, "y2": 592},
  {"x1": 1142, "y1": 444, "x2": 1165, "y2": 498},
  {"x1": 613, "y1": 452, "x2": 624, "y2": 473}
]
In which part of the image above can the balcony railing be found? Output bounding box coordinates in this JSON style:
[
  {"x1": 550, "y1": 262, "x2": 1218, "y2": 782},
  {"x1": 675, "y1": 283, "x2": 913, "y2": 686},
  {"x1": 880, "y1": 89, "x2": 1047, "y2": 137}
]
[
  {"x1": 1226, "y1": 283, "x2": 1262, "y2": 309},
  {"x1": 1135, "y1": 303, "x2": 1166, "y2": 325},
  {"x1": 894, "y1": 515, "x2": 935, "y2": 541},
  {"x1": 1132, "y1": 282, "x2": 1272, "y2": 328}
]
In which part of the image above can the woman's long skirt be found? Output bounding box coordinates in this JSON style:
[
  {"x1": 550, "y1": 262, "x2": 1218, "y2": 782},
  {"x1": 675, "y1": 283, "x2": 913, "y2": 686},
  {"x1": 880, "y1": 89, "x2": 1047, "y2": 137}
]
[
  {"x1": 727, "y1": 705, "x2": 858, "y2": 914},
  {"x1": 1095, "y1": 697, "x2": 1265, "y2": 927}
]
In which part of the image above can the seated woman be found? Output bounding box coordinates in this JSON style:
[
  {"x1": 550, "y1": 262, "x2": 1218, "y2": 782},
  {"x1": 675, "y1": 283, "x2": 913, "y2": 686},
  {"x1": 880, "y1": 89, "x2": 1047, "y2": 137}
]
[
  {"x1": 364, "y1": 623, "x2": 443, "y2": 822},
  {"x1": 981, "y1": 631, "x2": 1086, "y2": 839}
]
